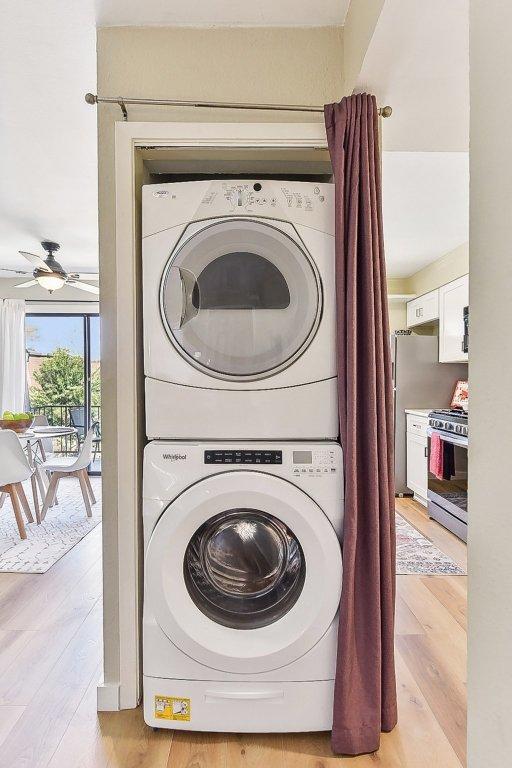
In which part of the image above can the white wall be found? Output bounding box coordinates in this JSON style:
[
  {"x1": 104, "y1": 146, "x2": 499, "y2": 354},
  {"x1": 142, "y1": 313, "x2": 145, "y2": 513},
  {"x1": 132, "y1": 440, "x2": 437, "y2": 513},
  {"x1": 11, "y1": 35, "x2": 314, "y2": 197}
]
[{"x1": 468, "y1": 2, "x2": 512, "y2": 765}]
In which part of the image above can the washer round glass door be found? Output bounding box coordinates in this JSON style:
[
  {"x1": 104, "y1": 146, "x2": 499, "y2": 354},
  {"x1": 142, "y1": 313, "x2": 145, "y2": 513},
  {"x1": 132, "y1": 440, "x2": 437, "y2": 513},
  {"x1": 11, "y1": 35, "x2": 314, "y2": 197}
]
[
  {"x1": 184, "y1": 509, "x2": 306, "y2": 630},
  {"x1": 145, "y1": 472, "x2": 343, "y2": 674},
  {"x1": 159, "y1": 218, "x2": 322, "y2": 381}
]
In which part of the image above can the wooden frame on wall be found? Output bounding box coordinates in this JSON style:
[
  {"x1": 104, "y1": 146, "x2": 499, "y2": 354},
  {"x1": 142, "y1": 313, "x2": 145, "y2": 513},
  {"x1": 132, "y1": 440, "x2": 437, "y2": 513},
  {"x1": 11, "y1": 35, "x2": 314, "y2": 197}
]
[{"x1": 103, "y1": 120, "x2": 329, "y2": 710}]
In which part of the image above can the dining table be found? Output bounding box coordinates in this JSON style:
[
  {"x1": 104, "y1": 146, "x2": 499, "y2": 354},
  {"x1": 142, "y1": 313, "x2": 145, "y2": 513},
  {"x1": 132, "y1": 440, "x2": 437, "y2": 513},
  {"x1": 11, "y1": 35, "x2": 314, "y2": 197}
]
[{"x1": 17, "y1": 426, "x2": 77, "y2": 522}]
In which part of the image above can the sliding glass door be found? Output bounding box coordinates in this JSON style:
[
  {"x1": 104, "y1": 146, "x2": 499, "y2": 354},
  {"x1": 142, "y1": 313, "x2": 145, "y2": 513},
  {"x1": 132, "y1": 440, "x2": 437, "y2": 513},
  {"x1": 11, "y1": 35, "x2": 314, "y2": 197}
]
[{"x1": 25, "y1": 313, "x2": 101, "y2": 474}]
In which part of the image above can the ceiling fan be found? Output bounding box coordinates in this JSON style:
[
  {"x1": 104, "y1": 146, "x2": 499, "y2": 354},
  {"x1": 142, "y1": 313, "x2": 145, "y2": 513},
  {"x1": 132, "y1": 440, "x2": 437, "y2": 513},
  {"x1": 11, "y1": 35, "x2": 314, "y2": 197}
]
[{"x1": 0, "y1": 241, "x2": 99, "y2": 294}]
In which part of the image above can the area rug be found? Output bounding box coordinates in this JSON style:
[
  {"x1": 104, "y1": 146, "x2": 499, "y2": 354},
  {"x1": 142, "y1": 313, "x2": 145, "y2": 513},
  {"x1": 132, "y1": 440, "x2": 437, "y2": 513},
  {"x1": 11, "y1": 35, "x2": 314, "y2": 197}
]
[
  {"x1": 395, "y1": 512, "x2": 466, "y2": 575},
  {"x1": 0, "y1": 476, "x2": 102, "y2": 574}
]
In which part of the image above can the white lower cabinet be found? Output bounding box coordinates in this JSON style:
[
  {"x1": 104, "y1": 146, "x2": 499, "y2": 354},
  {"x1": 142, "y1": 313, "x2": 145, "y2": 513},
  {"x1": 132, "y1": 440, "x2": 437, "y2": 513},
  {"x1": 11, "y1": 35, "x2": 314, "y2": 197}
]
[{"x1": 406, "y1": 414, "x2": 428, "y2": 506}]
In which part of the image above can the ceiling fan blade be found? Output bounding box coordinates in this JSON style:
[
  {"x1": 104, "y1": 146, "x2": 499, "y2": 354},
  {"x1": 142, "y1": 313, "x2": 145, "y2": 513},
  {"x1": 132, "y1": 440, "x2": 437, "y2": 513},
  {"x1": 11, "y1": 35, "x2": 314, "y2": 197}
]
[
  {"x1": 75, "y1": 273, "x2": 99, "y2": 281},
  {"x1": 14, "y1": 280, "x2": 38, "y2": 288},
  {"x1": 0, "y1": 267, "x2": 30, "y2": 275},
  {"x1": 19, "y1": 251, "x2": 52, "y2": 272},
  {"x1": 70, "y1": 280, "x2": 100, "y2": 295}
]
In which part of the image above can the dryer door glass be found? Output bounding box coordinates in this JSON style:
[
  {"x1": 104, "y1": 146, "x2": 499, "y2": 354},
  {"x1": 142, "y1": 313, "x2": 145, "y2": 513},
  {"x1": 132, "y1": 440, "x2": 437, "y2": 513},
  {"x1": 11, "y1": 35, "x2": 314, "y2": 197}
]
[
  {"x1": 184, "y1": 509, "x2": 306, "y2": 629},
  {"x1": 160, "y1": 219, "x2": 321, "y2": 380}
]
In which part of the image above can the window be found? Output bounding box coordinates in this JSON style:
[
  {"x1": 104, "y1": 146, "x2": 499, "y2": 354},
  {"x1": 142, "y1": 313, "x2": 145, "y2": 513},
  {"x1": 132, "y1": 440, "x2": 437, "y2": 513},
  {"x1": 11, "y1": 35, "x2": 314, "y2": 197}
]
[{"x1": 25, "y1": 313, "x2": 101, "y2": 474}]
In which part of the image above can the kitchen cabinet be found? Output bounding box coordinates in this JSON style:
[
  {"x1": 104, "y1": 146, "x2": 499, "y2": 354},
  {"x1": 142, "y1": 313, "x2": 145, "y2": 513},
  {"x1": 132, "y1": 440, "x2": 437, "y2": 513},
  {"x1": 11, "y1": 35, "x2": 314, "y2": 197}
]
[
  {"x1": 406, "y1": 289, "x2": 439, "y2": 328},
  {"x1": 438, "y1": 274, "x2": 469, "y2": 362},
  {"x1": 406, "y1": 412, "x2": 428, "y2": 506}
]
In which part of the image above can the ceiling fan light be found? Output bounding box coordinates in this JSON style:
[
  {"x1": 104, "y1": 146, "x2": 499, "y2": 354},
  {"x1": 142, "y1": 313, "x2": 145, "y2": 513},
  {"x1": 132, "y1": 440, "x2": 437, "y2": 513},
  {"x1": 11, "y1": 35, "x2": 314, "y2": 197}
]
[{"x1": 36, "y1": 272, "x2": 66, "y2": 292}]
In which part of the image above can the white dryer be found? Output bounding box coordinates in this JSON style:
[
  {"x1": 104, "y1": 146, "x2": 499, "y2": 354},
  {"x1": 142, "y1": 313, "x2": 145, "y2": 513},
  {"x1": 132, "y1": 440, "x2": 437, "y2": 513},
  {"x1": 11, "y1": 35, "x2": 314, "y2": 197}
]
[
  {"x1": 142, "y1": 180, "x2": 338, "y2": 440},
  {"x1": 143, "y1": 440, "x2": 344, "y2": 733}
]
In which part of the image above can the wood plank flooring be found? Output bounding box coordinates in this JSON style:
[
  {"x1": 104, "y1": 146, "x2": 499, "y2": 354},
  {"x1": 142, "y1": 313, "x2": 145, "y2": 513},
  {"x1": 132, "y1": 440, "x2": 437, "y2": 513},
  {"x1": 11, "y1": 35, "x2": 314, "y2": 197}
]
[{"x1": 0, "y1": 497, "x2": 467, "y2": 767}]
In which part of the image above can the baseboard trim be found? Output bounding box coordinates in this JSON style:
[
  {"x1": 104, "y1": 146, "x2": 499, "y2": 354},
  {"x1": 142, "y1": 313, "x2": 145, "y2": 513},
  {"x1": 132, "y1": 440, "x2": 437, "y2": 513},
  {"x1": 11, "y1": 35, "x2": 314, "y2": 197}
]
[{"x1": 97, "y1": 680, "x2": 121, "y2": 711}]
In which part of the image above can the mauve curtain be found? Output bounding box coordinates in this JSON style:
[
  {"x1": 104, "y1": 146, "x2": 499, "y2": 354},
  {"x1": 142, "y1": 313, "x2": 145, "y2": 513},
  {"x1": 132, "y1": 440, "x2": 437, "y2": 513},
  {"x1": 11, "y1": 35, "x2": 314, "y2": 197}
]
[{"x1": 324, "y1": 94, "x2": 397, "y2": 755}]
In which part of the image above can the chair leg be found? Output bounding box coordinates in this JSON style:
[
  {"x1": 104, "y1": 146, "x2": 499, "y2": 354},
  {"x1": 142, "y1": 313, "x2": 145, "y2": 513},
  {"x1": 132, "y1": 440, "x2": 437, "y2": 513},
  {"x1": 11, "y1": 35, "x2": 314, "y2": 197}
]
[
  {"x1": 14, "y1": 483, "x2": 34, "y2": 524},
  {"x1": 0, "y1": 491, "x2": 6, "y2": 508},
  {"x1": 5, "y1": 485, "x2": 27, "y2": 540},
  {"x1": 44, "y1": 470, "x2": 59, "y2": 507},
  {"x1": 40, "y1": 473, "x2": 60, "y2": 521},
  {"x1": 78, "y1": 471, "x2": 93, "y2": 518},
  {"x1": 29, "y1": 473, "x2": 39, "y2": 523},
  {"x1": 35, "y1": 468, "x2": 47, "y2": 521},
  {"x1": 82, "y1": 471, "x2": 97, "y2": 505}
]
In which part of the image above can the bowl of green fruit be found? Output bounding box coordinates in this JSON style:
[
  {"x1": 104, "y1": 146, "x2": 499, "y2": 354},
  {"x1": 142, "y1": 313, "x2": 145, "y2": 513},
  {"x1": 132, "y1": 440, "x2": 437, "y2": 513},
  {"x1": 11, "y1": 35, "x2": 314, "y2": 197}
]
[{"x1": 0, "y1": 411, "x2": 34, "y2": 434}]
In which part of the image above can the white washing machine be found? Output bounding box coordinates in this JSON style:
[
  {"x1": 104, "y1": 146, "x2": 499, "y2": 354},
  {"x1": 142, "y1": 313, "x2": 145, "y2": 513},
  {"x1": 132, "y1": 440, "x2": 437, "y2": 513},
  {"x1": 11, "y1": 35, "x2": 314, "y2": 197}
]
[
  {"x1": 142, "y1": 180, "x2": 338, "y2": 440},
  {"x1": 143, "y1": 440, "x2": 344, "y2": 732}
]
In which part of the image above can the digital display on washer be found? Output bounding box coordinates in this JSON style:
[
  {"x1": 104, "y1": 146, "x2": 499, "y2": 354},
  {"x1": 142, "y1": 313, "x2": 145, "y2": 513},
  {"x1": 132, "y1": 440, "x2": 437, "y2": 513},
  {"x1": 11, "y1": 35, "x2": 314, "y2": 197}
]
[
  {"x1": 204, "y1": 450, "x2": 282, "y2": 465},
  {"x1": 292, "y1": 450, "x2": 312, "y2": 464}
]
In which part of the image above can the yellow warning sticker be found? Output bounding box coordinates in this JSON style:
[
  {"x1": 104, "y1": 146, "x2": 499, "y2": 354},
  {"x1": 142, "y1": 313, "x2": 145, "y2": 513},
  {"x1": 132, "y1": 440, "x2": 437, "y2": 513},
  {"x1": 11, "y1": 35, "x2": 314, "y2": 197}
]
[{"x1": 154, "y1": 695, "x2": 191, "y2": 721}]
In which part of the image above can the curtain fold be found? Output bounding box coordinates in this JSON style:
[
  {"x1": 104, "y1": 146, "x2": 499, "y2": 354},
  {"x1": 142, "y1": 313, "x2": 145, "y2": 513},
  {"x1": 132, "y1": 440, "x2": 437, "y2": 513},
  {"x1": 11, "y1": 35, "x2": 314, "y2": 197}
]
[
  {"x1": 324, "y1": 94, "x2": 397, "y2": 756},
  {"x1": 0, "y1": 299, "x2": 26, "y2": 414}
]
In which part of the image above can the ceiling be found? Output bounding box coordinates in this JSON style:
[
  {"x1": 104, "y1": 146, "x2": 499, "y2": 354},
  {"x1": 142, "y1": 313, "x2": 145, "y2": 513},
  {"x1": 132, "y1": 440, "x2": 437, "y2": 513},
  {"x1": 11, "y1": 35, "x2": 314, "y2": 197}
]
[{"x1": 95, "y1": 0, "x2": 350, "y2": 28}]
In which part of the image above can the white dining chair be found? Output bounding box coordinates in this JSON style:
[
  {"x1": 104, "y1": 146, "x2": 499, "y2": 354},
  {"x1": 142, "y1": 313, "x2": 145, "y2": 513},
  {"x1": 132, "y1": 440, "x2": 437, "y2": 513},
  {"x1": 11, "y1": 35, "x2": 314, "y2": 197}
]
[
  {"x1": 0, "y1": 430, "x2": 36, "y2": 539},
  {"x1": 40, "y1": 427, "x2": 97, "y2": 520},
  {"x1": 31, "y1": 414, "x2": 55, "y2": 460},
  {"x1": 29, "y1": 413, "x2": 59, "y2": 508}
]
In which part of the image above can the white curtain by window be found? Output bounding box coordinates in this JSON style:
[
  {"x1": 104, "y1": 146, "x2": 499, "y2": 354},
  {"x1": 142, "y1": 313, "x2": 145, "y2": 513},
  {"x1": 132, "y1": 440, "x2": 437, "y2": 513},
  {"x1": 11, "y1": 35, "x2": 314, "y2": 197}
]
[{"x1": 0, "y1": 299, "x2": 26, "y2": 414}]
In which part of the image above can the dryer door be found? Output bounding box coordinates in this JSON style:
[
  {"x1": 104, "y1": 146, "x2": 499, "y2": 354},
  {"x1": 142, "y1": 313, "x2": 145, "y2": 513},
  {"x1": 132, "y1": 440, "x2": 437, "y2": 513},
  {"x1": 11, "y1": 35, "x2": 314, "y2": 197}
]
[
  {"x1": 159, "y1": 218, "x2": 322, "y2": 382},
  {"x1": 145, "y1": 471, "x2": 342, "y2": 674}
]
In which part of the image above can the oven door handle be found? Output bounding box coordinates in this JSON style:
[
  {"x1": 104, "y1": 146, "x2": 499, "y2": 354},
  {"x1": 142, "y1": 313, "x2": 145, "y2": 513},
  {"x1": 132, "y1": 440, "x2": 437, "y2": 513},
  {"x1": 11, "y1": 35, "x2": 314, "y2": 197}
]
[{"x1": 427, "y1": 427, "x2": 468, "y2": 448}]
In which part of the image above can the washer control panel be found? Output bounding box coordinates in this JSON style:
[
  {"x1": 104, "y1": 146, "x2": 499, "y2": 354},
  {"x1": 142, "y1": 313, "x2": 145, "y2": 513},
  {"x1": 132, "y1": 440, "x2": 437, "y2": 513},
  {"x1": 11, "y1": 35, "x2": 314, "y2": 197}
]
[
  {"x1": 292, "y1": 447, "x2": 337, "y2": 476},
  {"x1": 205, "y1": 449, "x2": 282, "y2": 465}
]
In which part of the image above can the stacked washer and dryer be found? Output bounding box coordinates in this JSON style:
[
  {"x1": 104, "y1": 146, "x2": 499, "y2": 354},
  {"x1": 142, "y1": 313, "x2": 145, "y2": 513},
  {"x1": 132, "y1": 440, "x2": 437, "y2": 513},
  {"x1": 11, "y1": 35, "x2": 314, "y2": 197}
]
[{"x1": 142, "y1": 180, "x2": 343, "y2": 732}]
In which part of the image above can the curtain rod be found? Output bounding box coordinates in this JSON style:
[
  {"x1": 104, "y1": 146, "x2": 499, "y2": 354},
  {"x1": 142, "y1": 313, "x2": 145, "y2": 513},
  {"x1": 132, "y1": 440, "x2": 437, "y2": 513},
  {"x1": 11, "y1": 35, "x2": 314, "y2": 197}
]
[{"x1": 85, "y1": 93, "x2": 392, "y2": 122}]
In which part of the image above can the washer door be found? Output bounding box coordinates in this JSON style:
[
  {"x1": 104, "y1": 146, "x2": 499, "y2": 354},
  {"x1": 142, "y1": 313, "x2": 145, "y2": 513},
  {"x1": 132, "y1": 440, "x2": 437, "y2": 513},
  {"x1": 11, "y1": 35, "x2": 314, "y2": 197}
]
[
  {"x1": 145, "y1": 472, "x2": 342, "y2": 674},
  {"x1": 159, "y1": 218, "x2": 322, "y2": 381}
]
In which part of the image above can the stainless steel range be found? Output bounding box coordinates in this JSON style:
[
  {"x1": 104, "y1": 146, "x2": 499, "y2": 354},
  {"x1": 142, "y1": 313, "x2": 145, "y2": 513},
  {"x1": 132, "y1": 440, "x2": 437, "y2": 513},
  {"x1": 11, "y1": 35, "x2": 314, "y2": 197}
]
[{"x1": 427, "y1": 409, "x2": 468, "y2": 541}]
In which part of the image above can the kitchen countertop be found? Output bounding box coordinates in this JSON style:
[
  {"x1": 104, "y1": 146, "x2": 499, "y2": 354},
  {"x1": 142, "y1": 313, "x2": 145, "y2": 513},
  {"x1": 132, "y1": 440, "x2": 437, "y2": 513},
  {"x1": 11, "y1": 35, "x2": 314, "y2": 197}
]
[{"x1": 405, "y1": 408, "x2": 434, "y2": 418}]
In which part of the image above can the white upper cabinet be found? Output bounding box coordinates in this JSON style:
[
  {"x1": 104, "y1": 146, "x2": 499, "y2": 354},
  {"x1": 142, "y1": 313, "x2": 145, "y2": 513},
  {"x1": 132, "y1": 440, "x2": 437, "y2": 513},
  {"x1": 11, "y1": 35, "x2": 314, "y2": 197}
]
[
  {"x1": 406, "y1": 289, "x2": 439, "y2": 328},
  {"x1": 438, "y1": 274, "x2": 469, "y2": 362}
]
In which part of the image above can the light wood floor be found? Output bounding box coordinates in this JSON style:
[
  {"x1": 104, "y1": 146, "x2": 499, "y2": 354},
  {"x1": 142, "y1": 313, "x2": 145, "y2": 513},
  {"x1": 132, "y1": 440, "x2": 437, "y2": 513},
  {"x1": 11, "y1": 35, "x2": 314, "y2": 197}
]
[{"x1": 0, "y1": 498, "x2": 467, "y2": 768}]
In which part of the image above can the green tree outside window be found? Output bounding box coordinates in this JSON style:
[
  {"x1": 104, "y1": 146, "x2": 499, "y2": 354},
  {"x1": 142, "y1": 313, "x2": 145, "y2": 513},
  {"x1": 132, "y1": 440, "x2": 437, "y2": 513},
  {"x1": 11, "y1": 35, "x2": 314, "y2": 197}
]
[{"x1": 30, "y1": 348, "x2": 101, "y2": 412}]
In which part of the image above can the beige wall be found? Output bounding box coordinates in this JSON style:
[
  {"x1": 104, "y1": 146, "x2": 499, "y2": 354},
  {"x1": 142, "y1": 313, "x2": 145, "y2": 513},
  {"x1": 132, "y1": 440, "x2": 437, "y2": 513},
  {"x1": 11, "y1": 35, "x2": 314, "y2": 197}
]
[
  {"x1": 386, "y1": 244, "x2": 469, "y2": 333},
  {"x1": 409, "y1": 242, "x2": 469, "y2": 296},
  {"x1": 386, "y1": 278, "x2": 410, "y2": 332},
  {"x1": 467, "y1": 3, "x2": 512, "y2": 765},
  {"x1": 98, "y1": 26, "x2": 343, "y2": 118},
  {"x1": 97, "y1": 25, "x2": 344, "y2": 706},
  {"x1": 388, "y1": 301, "x2": 407, "y2": 332}
]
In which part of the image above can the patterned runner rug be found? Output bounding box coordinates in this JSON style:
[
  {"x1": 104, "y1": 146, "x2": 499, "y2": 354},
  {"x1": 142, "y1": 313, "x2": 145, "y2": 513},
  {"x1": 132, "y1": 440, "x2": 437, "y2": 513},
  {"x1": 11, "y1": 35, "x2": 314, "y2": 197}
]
[
  {"x1": 0, "y1": 476, "x2": 102, "y2": 573},
  {"x1": 396, "y1": 511, "x2": 466, "y2": 575}
]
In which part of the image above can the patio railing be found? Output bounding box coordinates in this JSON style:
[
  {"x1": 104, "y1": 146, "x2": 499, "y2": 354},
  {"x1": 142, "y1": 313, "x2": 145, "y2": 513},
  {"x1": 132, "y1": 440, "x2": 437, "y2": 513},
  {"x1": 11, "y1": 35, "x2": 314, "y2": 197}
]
[{"x1": 31, "y1": 404, "x2": 101, "y2": 457}]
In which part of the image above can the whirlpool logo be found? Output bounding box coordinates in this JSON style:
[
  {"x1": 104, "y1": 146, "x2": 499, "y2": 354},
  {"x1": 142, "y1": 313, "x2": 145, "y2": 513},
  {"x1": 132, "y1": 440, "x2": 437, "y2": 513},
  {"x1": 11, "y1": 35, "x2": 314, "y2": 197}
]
[{"x1": 162, "y1": 453, "x2": 187, "y2": 461}]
